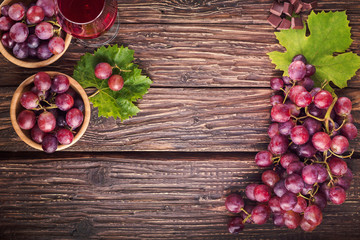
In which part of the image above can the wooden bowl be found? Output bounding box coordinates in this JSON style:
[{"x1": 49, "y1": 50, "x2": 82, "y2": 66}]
[
  {"x1": 0, "y1": 0, "x2": 72, "y2": 68},
  {"x1": 10, "y1": 72, "x2": 91, "y2": 151}
]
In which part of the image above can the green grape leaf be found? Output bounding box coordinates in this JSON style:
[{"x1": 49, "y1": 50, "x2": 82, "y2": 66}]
[
  {"x1": 73, "y1": 45, "x2": 152, "y2": 120},
  {"x1": 268, "y1": 11, "x2": 360, "y2": 91}
]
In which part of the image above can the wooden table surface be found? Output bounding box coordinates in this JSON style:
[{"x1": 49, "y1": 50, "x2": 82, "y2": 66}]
[{"x1": 0, "y1": 0, "x2": 359, "y2": 239}]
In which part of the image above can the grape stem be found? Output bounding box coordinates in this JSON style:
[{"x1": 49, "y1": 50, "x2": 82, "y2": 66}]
[
  {"x1": 114, "y1": 65, "x2": 132, "y2": 72},
  {"x1": 32, "y1": 104, "x2": 58, "y2": 111},
  {"x1": 240, "y1": 208, "x2": 252, "y2": 224},
  {"x1": 282, "y1": 81, "x2": 296, "y2": 104},
  {"x1": 88, "y1": 89, "x2": 100, "y2": 98},
  {"x1": 328, "y1": 149, "x2": 354, "y2": 159}
]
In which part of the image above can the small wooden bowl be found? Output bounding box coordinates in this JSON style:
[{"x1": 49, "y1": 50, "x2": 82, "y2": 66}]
[
  {"x1": 0, "y1": 0, "x2": 72, "y2": 68},
  {"x1": 10, "y1": 72, "x2": 91, "y2": 152}
]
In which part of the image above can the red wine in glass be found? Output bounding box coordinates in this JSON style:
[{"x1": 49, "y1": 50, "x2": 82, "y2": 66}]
[{"x1": 56, "y1": 0, "x2": 118, "y2": 44}]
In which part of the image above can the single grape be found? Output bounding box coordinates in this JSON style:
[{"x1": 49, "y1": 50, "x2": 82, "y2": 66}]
[
  {"x1": 268, "y1": 123, "x2": 279, "y2": 138},
  {"x1": 34, "y1": 72, "x2": 52, "y2": 91},
  {"x1": 285, "y1": 174, "x2": 304, "y2": 194},
  {"x1": 20, "y1": 91, "x2": 39, "y2": 109},
  {"x1": 26, "y1": 6, "x2": 44, "y2": 24},
  {"x1": 55, "y1": 93, "x2": 74, "y2": 111},
  {"x1": 26, "y1": 34, "x2": 41, "y2": 49},
  {"x1": 66, "y1": 108, "x2": 83, "y2": 129},
  {"x1": 284, "y1": 211, "x2": 301, "y2": 229},
  {"x1": 293, "y1": 196, "x2": 307, "y2": 213},
  {"x1": 273, "y1": 212, "x2": 285, "y2": 226},
  {"x1": 330, "y1": 135, "x2": 349, "y2": 154},
  {"x1": 28, "y1": 47, "x2": 37, "y2": 58},
  {"x1": 312, "y1": 132, "x2": 331, "y2": 152},
  {"x1": 42, "y1": 134, "x2": 58, "y2": 153},
  {"x1": 17, "y1": 110, "x2": 36, "y2": 130},
  {"x1": 297, "y1": 142, "x2": 317, "y2": 158},
  {"x1": 13, "y1": 42, "x2": 29, "y2": 59},
  {"x1": 56, "y1": 113, "x2": 67, "y2": 127},
  {"x1": 1, "y1": 5, "x2": 10, "y2": 16},
  {"x1": 320, "y1": 182, "x2": 331, "y2": 201},
  {"x1": 9, "y1": 22, "x2": 29, "y2": 43},
  {"x1": 51, "y1": 74, "x2": 70, "y2": 93},
  {"x1": 245, "y1": 183, "x2": 258, "y2": 201},
  {"x1": 341, "y1": 123, "x2": 358, "y2": 140},
  {"x1": 286, "y1": 161, "x2": 304, "y2": 175},
  {"x1": 35, "y1": 22, "x2": 53, "y2": 40},
  {"x1": 285, "y1": 102, "x2": 300, "y2": 117},
  {"x1": 290, "y1": 125, "x2": 309, "y2": 145},
  {"x1": 262, "y1": 170, "x2": 280, "y2": 188},
  {"x1": 8, "y1": 3, "x2": 25, "y2": 21},
  {"x1": 289, "y1": 85, "x2": 307, "y2": 103},
  {"x1": 251, "y1": 204, "x2": 270, "y2": 225},
  {"x1": 288, "y1": 60, "x2": 306, "y2": 81},
  {"x1": 48, "y1": 36, "x2": 65, "y2": 54},
  {"x1": 329, "y1": 186, "x2": 346, "y2": 205},
  {"x1": 280, "y1": 191, "x2": 297, "y2": 211},
  {"x1": 292, "y1": 54, "x2": 307, "y2": 64},
  {"x1": 313, "y1": 164, "x2": 328, "y2": 183},
  {"x1": 302, "y1": 165, "x2": 318, "y2": 185},
  {"x1": 313, "y1": 193, "x2": 327, "y2": 210},
  {"x1": 269, "y1": 134, "x2": 288, "y2": 155},
  {"x1": 254, "y1": 150, "x2": 273, "y2": 167},
  {"x1": 278, "y1": 120, "x2": 295, "y2": 136},
  {"x1": 270, "y1": 77, "x2": 284, "y2": 90},
  {"x1": 305, "y1": 64, "x2": 316, "y2": 77},
  {"x1": 298, "y1": 77, "x2": 314, "y2": 91},
  {"x1": 282, "y1": 76, "x2": 292, "y2": 85},
  {"x1": 65, "y1": 88, "x2": 77, "y2": 99},
  {"x1": 95, "y1": 62, "x2": 113, "y2": 79},
  {"x1": 31, "y1": 124, "x2": 46, "y2": 144},
  {"x1": 329, "y1": 121, "x2": 340, "y2": 136},
  {"x1": 270, "y1": 95, "x2": 284, "y2": 106},
  {"x1": 268, "y1": 196, "x2": 282, "y2": 213},
  {"x1": 108, "y1": 75, "x2": 124, "y2": 91},
  {"x1": 38, "y1": 111, "x2": 56, "y2": 133},
  {"x1": 227, "y1": 217, "x2": 244, "y2": 234},
  {"x1": 73, "y1": 97, "x2": 85, "y2": 112},
  {"x1": 300, "y1": 217, "x2": 317, "y2": 232},
  {"x1": 328, "y1": 157, "x2": 347, "y2": 176},
  {"x1": 37, "y1": 41, "x2": 53, "y2": 60},
  {"x1": 295, "y1": 91, "x2": 312, "y2": 108},
  {"x1": 254, "y1": 184, "x2": 272, "y2": 203},
  {"x1": 0, "y1": 16, "x2": 13, "y2": 31},
  {"x1": 225, "y1": 193, "x2": 244, "y2": 213},
  {"x1": 36, "y1": 0, "x2": 56, "y2": 17},
  {"x1": 304, "y1": 205, "x2": 322, "y2": 226},
  {"x1": 274, "y1": 179, "x2": 287, "y2": 198},
  {"x1": 314, "y1": 90, "x2": 333, "y2": 109},
  {"x1": 308, "y1": 103, "x2": 326, "y2": 118},
  {"x1": 1, "y1": 32, "x2": 15, "y2": 49},
  {"x1": 280, "y1": 153, "x2": 299, "y2": 169},
  {"x1": 334, "y1": 97, "x2": 352, "y2": 116},
  {"x1": 335, "y1": 177, "x2": 351, "y2": 191},
  {"x1": 302, "y1": 117, "x2": 322, "y2": 135},
  {"x1": 271, "y1": 104, "x2": 291, "y2": 123}
]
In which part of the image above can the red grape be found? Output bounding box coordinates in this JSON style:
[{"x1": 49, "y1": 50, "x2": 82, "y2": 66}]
[
  {"x1": 227, "y1": 217, "x2": 245, "y2": 234},
  {"x1": 254, "y1": 150, "x2": 273, "y2": 167},
  {"x1": 48, "y1": 36, "x2": 65, "y2": 54},
  {"x1": 51, "y1": 74, "x2": 70, "y2": 93},
  {"x1": 288, "y1": 61, "x2": 306, "y2": 81},
  {"x1": 334, "y1": 97, "x2": 352, "y2": 116},
  {"x1": 26, "y1": 6, "x2": 44, "y2": 24},
  {"x1": 35, "y1": 22, "x2": 53, "y2": 40},
  {"x1": 280, "y1": 153, "x2": 299, "y2": 169},
  {"x1": 278, "y1": 120, "x2": 295, "y2": 136},
  {"x1": 267, "y1": 123, "x2": 279, "y2": 138},
  {"x1": 261, "y1": 170, "x2": 280, "y2": 188},
  {"x1": 292, "y1": 54, "x2": 307, "y2": 64},
  {"x1": 341, "y1": 123, "x2": 358, "y2": 140},
  {"x1": 42, "y1": 134, "x2": 58, "y2": 153},
  {"x1": 274, "y1": 179, "x2": 287, "y2": 197},
  {"x1": 1, "y1": 32, "x2": 15, "y2": 49},
  {"x1": 254, "y1": 184, "x2": 272, "y2": 203},
  {"x1": 37, "y1": 41, "x2": 53, "y2": 60},
  {"x1": 38, "y1": 111, "x2": 56, "y2": 133},
  {"x1": 280, "y1": 191, "x2": 297, "y2": 211},
  {"x1": 36, "y1": 0, "x2": 56, "y2": 17},
  {"x1": 290, "y1": 125, "x2": 309, "y2": 145},
  {"x1": 34, "y1": 72, "x2": 51, "y2": 92},
  {"x1": 302, "y1": 165, "x2": 318, "y2": 185},
  {"x1": 269, "y1": 134, "x2": 289, "y2": 155},
  {"x1": 20, "y1": 91, "x2": 39, "y2": 109},
  {"x1": 270, "y1": 95, "x2": 284, "y2": 106},
  {"x1": 31, "y1": 124, "x2": 46, "y2": 144},
  {"x1": 329, "y1": 186, "x2": 346, "y2": 205},
  {"x1": 293, "y1": 196, "x2": 307, "y2": 213},
  {"x1": 17, "y1": 110, "x2": 36, "y2": 130},
  {"x1": 295, "y1": 91, "x2": 312, "y2": 108},
  {"x1": 314, "y1": 90, "x2": 333, "y2": 109},
  {"x1": 300, "y1": 217, "x2": 316, "y2": 232},
  {"x1": 8, "y1": 3, "x2": 25, "y2": 21},
  {"x1": 305, "y1": 65, "x2": 316, "y2": 77},
  {"x1": 225, "y1": 193, "x2": 244, "y2": 213},
  {"x1": 55, "y1": 93, "x2": 74, "y2": 111},
  {"x1": 328, "y1": 157, "x2": 347, "y2": 176},
  {"x1": 0, "y1": 16, "x2": 13, "y2": 31},
  {"x1": 312, "y1": 132, "x2": 331, "y2": 152},
  {"x1": 271, "y1": 103, "x2": 291, "y2": 123},
  {"x1": 286, "y1": 161, "x2": 304, "y2": 175},
  {"x1": 330, "y1": 135, "x2": 349, "y2": 154},
  {"x1": 66, "y1": 108, "x2": 83, "y2": 129},
  {"x1": 268, "y1": 196, "x2": 282, "y2": 213},
  {"x1": 270, "y1": 77, "x2": 284, "y2": 90},
  {"x1": 285, "y1": 174, "x2": 304, "y2": 194},
  {"x1": 108, "y1": 75, "x2": 124, "y2": 91},
  {"x1": 245, "y1": 183, "x2": 258, "y2": 201},
  {"x1": 9, "y1": 22, "x2": 29, "y2": 43},
  {"x1": 303, "y1": 117, "x2": 322, "y2": 135},
  {"x1": 304, "y1": 205, "x2": 322, "y2": 226},
  {"x1": 95, "y1": 62, "x2": 113, "y2": 79},
  {"x1": 251, "y1": 204, "x2": 270, "y2": 225},
  {"x1": 289, "y1": 85, "x2": 306, "y2": 103},
  {"x1": 284, "y1": 211, "x2": 301, "y2": 229}
]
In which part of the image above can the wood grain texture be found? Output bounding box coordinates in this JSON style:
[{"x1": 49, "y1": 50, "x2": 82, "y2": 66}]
[
  {"x1": 0, "y1": 87, "x2": 359, "y2": 152},
  {"x1": 0, "y1": 152, "x2": 359, "y2": 240}
]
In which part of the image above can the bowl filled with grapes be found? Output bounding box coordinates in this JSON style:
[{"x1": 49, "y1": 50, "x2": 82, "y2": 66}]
[
  {"x1": 0, "y1": 0, "x2": 71, "y2": 68},
  {"x1": 10, "y1": 71, "x2": 91, "y2": 153}
]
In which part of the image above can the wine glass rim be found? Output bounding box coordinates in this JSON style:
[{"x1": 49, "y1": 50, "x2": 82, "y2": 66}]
[{"x1": 54, "y1": 0, "x2": 107, "y2": 25}]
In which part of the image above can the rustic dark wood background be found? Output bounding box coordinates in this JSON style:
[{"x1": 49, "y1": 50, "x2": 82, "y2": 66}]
[{"x1": 0, "y1": 0, "x2": 359, "y2": 239}]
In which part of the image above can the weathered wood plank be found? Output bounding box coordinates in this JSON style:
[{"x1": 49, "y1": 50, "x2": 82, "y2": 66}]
[
  {"x1": 0, "y1": 152, "x2": 359, "y2": 239},
  {"x1": 0, "y1": 87, "x2": 359, "y2": 152}
]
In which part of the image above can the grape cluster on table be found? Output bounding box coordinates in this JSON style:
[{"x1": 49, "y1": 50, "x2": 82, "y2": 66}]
[
  {"x1": 225, "y1": 55, "x2": 357, "y2": 233},
  {"x1": 0, "y1": 0, "x2": 65, "y2": 60},
  {"x1": 17, "y1": 72, "x2": 85, "y2": 153}
]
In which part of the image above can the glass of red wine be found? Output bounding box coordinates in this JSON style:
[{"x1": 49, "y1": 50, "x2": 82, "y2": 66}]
[{"x1": 55, "y1": 0, "x2": 119, "y2": 47}]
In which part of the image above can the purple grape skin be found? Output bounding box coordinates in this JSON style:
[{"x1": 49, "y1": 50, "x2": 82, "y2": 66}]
[
  {"x1": 269, "y1": 134, "x2": 289, "y2": 155},
  {"x1": 308, "y1": 103, "x2": 326, "y2": 118},
  {"x1": 74, "y1": 97, "x2": 85, "y2": 112},
  {"x1": 303, "y1": 118, "x2": 322, "y2": 135},
  {"x1": 35, "y1": 22, "x2": 54, "y2": 40},
  {"x1": 314, "y1": 164, "x2": 328, "y2": 183},
  {"x1": 27, "y1": 34, "x2": 40, "y2": 49},
  {"x1": 279, "y1": 191, "x2": 297, "y2": 211},
  {"x1": 9, "y1": 22, "x2": 29, "y2": 43},
  {"x1": 37, "y1": 41, "x2": 53, "y2": 60},
  {"x1": 36, "y1": 0, "x2": 56, "y2": 17},
  {"x1": 286, "y1": 161, "x2": 304, "y2": 175},
  {"x1": 28, "y1": 47, "x2": 38, "y2": 58},
  {"x1": 56, "y1": 113, "x2": 67, "y2": 127},
  {"x1": 273, "y1": 213, "x2": 285, "y2": 226},
  {"x1": 0, "y1": 16, "x2": 13, "y2": 31},
  {"x1": 51, "y1": 75, "x2": 70, "y2": 93},
  {"x1": 297, "y1": 142, "x2": 317, "y2": 158},
  {"x1": 13, "y1": 42, "x2": 29, "y2": 59},
  {"x1": 278, "y1": 120, "x2": 295, "y2": 136},
  {"x1": 31, "y1": 124, "x2": 46, "y2": 144},
  {"x1": 1, "y1": 32, "x2": 15, "y2": 49},
  {"x1": 292, "y1": 54, "x2": 307, "y2": 64},
  {"x1": 299, "y1": 77, "x2": 314, "y2": 91},
  {"x1": 227, "y1": 217, "x2": 245, "y2": 234},
  {"x1": 42, "y1": 134, "x2": 58, "y2": 153},
  {"x1": 301, "y1": 183, "x2": 313, "y2": 195},
  {"x1": 274, "y1": 179, "x2": 287, "y2": 197},
  {"x1": 285, "y1": 174, "x2": 304, "y2": 194},
  {"x1": 313, "y1": 193, "x2": 327, "y2": 210},
  {"x1": 305, "y1": 64, "x2": 316, "y2": 77},
  {"x1": 302, "y1": 165, "x2": 318, "y2": 185},
  {"x1": 282, "y1": 76, "x2": 292, "y2": 85},
  {"x1": 1, "y1": 5, "x2": 10, "y2": 16},
  {"x1": 288, "y1": 61, "x2": 306, "y2": 81},
  {"x1": 270, "y1": 77, "x2": 284, "y2": 90}
]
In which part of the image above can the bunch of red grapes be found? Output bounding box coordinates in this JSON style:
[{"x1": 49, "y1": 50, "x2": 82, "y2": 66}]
[
  {"x1": 0, "y1": 0, "x2": 65, "y2": 60},
  {"x1": 17, "y1": 72, "x2": 84, "y2": 153},
  {"x1": 225, "y1": 55, "x2": 357, "y2": 233},
  {"x1": 94, "y1": 62, "x2": 126, "y2": 92}
]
